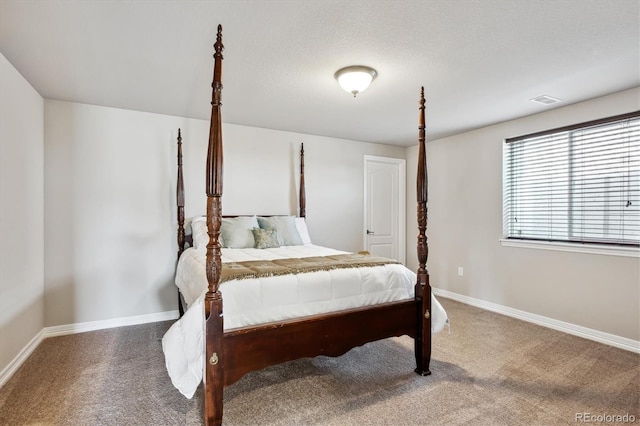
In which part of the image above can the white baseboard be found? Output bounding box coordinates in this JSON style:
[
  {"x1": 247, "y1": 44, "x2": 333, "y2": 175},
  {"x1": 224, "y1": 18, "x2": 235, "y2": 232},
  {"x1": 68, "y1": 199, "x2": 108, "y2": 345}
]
[
  {"x1": 0, "y1": 329, "x2": 44, "y2": 388},
  {"x1": 0, "y1": 310, "x2": 179, "y2": 388},
  {"x1": 43, "y1": 310, "x2": 179, "y2": 338},
  {"x1": 433, "y1": 288, "x2": 640, "y2": 354}
]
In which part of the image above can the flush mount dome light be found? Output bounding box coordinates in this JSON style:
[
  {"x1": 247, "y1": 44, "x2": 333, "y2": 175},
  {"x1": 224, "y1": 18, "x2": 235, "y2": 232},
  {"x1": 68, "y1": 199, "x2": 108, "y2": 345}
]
[{"x1": 334, "y1": 66, "x2": 378, "y2": 97}]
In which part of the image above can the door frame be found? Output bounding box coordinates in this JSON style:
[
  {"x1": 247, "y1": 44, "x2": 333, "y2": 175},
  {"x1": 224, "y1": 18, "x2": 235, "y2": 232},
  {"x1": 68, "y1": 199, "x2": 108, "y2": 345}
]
[{"x1": 363, "y1": 155, "x2": 406, "y2": 264}]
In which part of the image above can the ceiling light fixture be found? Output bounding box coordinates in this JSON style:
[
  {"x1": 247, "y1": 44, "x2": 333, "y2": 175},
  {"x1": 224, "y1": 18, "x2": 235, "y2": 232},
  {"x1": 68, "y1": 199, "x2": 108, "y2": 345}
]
[{"x1": 334, "y1": 66, "x2": 377, "y2": 97}]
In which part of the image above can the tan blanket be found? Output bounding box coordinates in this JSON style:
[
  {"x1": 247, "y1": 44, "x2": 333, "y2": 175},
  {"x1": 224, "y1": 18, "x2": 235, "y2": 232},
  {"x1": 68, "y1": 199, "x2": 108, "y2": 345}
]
[{"x1": 221, "y1": 253, "x2": 400, "y2": 283}]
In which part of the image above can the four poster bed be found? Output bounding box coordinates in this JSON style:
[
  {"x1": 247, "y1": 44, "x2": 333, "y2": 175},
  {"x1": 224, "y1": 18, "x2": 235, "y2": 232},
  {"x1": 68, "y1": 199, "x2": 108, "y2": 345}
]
[{"x1": 162, "y1": 25, "x2": 447, "y2": 426}]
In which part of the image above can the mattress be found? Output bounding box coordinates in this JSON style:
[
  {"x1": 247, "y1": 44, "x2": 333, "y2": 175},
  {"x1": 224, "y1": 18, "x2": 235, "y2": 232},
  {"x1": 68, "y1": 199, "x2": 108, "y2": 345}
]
[{"x1": 175, "y1": 244, "x2": 433, "y2": 330}]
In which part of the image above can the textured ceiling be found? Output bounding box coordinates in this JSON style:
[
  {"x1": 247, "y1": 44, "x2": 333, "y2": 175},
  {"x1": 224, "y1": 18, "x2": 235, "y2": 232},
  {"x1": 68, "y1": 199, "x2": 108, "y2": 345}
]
[{"x1": 1, "y1": 0, "x2": 638, "y2": 146}]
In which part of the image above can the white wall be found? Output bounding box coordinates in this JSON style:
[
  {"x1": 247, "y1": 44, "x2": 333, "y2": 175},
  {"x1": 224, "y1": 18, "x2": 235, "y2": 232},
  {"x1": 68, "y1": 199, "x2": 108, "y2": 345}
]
[
  {"x1": 0, "y1": 53, "x2": 44, "y2": 374},
  {"x1": 43, "y1": 100, "x2": 405, "y2": 326},
  {"x1": 406, "y1": 88, "x2": 640, "y2": 341}
]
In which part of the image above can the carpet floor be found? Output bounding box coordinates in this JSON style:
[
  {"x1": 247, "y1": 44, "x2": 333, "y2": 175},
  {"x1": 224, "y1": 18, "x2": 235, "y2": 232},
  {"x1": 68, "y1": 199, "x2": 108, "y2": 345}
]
[{"x1": 1, "y1": 298, "x2": 638, "y2": 425}]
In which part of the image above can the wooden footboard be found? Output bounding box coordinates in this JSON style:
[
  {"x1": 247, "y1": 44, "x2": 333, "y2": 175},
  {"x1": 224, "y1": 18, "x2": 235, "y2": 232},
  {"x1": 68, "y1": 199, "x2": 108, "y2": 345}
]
[
  {"x1": 178, "y1": 25, "x2": 432, "y2": 426},
  {"x1": 223, "y1": 300, "x2": 417, "y2": 385}
]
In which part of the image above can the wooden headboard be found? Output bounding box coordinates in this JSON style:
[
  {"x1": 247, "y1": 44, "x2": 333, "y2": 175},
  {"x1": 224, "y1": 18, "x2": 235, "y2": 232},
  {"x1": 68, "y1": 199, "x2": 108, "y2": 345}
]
[{"x1": 176, "y1": 138, "x2": 306, "y2": 254}]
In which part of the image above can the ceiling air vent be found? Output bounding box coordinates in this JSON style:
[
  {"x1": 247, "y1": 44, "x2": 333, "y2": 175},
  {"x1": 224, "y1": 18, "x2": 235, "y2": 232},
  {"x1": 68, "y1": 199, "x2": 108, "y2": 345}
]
[{"x1": 530, "y1": 95, "x2": 562, "y2": 105}]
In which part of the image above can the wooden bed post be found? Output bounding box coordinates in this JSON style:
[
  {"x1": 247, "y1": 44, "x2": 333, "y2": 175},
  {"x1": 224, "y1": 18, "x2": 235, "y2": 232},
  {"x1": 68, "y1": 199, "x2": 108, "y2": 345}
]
[
  {"x1": 415, "y1": 87, "x2": 432, "y2": 376},
  {"x1": 204, "y1": 24, "x2": 225, "y2": 426},
  {"x1": 176, "y1": 128, "x2": 185, "y2": 317},
  {"x1": 300, "y1": 143, "x2": 306, "y2": 218}
]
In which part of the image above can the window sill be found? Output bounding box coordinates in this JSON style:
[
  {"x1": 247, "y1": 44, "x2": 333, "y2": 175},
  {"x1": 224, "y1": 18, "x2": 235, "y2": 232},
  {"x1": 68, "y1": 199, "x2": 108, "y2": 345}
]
[{"x1": 499, "y1": 238, "x2": 640, "y2": 258}]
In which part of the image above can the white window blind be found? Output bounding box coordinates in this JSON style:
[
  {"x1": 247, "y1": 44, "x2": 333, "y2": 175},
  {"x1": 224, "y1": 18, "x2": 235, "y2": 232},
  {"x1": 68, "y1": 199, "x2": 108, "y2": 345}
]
[{"x1": 504, "y1": 111, "x2": 640, "y2": 247}]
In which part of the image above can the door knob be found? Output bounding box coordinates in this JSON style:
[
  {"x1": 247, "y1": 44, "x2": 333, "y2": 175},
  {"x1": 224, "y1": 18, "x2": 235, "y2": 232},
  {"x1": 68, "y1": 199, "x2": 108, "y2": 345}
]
[{"x1": 367, "y1": 230, "x2": 375, "y2": 235}]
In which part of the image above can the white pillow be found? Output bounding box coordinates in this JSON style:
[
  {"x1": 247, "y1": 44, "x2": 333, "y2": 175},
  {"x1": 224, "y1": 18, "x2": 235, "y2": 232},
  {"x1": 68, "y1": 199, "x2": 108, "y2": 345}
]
[
  {"x1": 221, "y1": 216, "x2": 260, "y2": 248},
  {"x1": 257, "y1": 216, "x2": 303, "y2": 246},
  {"x1": 190, "y1": 217, "x2": 209, "y2": 249},
  {"x1": 294, "y1": 217, "x2": 312, "y2": 245}
]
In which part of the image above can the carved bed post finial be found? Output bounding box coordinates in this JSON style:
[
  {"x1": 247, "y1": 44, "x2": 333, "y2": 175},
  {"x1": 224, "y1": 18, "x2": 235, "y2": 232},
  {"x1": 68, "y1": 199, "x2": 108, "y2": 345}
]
[
  {"x1": 214, "y1": 24, "x2": 224, "y2": 56},
  {"x1": 211, "y1": 24, "x2": 224, "y2": 110},
  {"x1": 300, "y1": 143, "x2": 306, "y2": 218}
]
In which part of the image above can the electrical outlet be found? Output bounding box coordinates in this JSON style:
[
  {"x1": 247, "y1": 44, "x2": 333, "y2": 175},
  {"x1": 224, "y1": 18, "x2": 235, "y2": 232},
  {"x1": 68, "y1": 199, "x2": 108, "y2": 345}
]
[{"x1": 457, "y1": 267, "x2": 464, "y2": 276}]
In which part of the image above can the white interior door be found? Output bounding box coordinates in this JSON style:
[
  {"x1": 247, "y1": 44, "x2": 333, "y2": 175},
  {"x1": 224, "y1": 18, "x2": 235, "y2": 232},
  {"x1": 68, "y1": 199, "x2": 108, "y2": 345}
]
[{"x1": 364, "y1": 156, "x2": 405, "y2": 263}]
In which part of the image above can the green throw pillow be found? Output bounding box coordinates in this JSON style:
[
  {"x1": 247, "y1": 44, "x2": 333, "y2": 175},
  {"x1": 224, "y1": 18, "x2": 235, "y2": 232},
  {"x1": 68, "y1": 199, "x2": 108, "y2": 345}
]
[{"x1": 252, "y1": 228, "x2": 280, "y2": 249}]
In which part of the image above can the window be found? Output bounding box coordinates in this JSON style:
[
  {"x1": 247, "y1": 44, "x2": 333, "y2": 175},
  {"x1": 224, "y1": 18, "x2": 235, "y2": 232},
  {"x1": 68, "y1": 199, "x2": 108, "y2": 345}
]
[{"x1": 503, "y1": 111, "x2": 640, "y2": 247}]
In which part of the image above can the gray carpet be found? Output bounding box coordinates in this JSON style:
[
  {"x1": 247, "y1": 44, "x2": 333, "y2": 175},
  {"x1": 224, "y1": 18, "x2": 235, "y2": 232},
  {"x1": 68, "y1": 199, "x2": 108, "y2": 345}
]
[{"x1": 1, "y1": 298, "x2": 638, "y2": 425}]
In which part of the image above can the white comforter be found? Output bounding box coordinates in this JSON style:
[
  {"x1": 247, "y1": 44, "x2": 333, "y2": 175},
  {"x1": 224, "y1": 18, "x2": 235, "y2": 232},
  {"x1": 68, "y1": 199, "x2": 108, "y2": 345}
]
[{"x1": 163, "y1": 244, "x2": 448, "y2": 398}]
